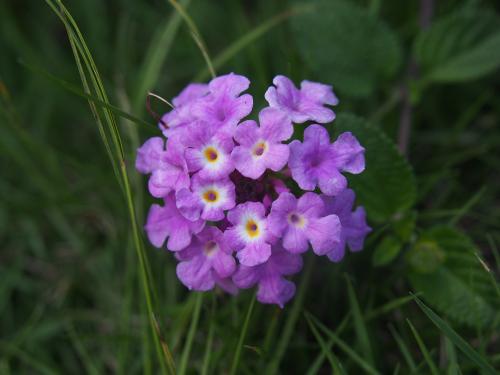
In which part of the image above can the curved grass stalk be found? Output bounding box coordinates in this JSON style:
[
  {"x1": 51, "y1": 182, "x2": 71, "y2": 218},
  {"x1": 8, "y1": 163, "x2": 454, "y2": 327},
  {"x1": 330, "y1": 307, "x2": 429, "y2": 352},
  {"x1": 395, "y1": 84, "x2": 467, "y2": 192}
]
[{"x1": 44, "y1": 1, "x2": 174, "y2": 373}]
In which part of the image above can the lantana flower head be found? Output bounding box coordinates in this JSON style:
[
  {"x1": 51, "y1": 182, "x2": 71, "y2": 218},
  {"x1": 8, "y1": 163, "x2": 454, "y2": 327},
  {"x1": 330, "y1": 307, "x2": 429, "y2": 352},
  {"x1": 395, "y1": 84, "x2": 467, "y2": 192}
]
[{"x1": 136, "y1": 73, "x2": 371, "y2": 307}]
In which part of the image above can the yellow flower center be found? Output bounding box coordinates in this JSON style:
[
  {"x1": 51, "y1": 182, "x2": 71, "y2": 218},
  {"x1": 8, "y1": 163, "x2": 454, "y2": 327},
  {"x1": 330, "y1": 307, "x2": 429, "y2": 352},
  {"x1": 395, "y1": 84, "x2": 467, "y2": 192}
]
[
  {"x1": 203, "y1": 189, "x2": 218, "y2": 202},
  {"x1": 204, "y1": 147, "x2": 219, "y2": 162},
  {"x1": 245, "y1": 219, "x2": 259, "y2": 238},
  {"x1": 252, "y1": 142, "x2": 267, "y2": 157}
]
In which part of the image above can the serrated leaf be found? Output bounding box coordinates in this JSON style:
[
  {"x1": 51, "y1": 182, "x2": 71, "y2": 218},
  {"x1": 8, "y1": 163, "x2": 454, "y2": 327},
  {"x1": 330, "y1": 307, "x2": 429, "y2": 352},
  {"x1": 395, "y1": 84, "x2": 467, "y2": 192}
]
[
  {"x1": 408, "y1": 226, "x2": 499, "y2": 328},
  {"x1": 291, "y1": 0, "x2": 401, "y2": 97},
  {"x1": 333, "y1": 114, "x2": 417, "y2": 223},
  {"x1": 414, "y1": 8, "x2": 500, "y2": 83}
]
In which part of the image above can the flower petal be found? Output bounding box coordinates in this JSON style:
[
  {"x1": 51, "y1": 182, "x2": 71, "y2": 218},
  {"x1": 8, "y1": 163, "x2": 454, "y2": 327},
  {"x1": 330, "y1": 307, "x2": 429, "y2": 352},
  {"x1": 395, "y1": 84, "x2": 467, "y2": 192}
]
[
  {"x1": 264, "y1": 144, "x2": 289, "y2": 172},
  {"x1": 237, "y1": 242, "x2": 271, "y2": 266},
  {"x1": 259, "y1": 107, "x2": 293, "y2": 142},
  {"x1": 306, "y1": 214, "x2": 342, "y2": 255},
  {"x1": 257, "y1": 276, "x2": 296, "y2": 308},
  {"x1": 176, "y1": 255, "x2": 214, "y2": 291},
  {"x1": 212, "y1": 252, "x2": 236, "y2": 278},
  {"x1": 282, "y1": 226, "x2": 309, "y2": 253},
  {"x1": 331, "y1": 132, "x2": 365, "y2": 174}
]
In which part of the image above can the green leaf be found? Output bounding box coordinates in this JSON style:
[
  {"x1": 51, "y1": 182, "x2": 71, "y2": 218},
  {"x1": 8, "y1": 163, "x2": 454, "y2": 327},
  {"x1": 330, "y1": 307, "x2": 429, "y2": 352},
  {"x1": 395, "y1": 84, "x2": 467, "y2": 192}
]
[
  {"x1": 372, "y1": 235, "x2": 402, "y2": 267},
  {"x1": 291, "y1": 0, "x2": 401, "y2": 97},
  {"x1": 406, "y1": 239, "x2": 446, "y2": 273},
  {"x1": 408, "y1": 226, "x2": 499, "y2": 328},
  {"x1": 413, "y1": 296, "x2": 497, "y2": 375},
  {"x1": 414, "y1": 8, "x2": 500, "y2": 83},
  {"x1": 393, "y1": 211, "x2": 416, "y2": 242},
  {"x1": 333, "y1": 114, "x2": 417, "y2": 223}
]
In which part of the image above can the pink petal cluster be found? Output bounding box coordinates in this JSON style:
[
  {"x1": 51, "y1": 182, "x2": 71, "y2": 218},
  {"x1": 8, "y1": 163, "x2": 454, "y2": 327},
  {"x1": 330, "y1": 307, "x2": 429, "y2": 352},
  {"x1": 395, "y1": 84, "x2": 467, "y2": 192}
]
[{"x1": 136, "y1": 73, "x2": 371, "y2": 307}]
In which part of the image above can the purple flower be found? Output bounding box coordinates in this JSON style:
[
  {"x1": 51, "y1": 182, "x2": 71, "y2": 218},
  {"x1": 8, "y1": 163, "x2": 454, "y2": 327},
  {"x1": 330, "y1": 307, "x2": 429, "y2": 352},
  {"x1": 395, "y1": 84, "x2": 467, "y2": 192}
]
[
  {"x1": 288, "y1": 125, "x2": 365, "y2": 196},
  {"x1": 213, "y1": 275, "x2": 239, "y2": 295},
  {"x1": 224, "y1": 202, "x2": 274, "y2": 266},
  {"x1": 135, "y1": 137, "x2": 165, "y2": 173},
  {"x1": 172, "y1": 83, "x2": 209, "y2": 107},
  {"x1": 265, "y1": 75, "x2": 338, "y2": 124},
  {"x1": 176, "y1": 176, "x2": 236, "y2": 221},
  {"x1": 149, "y1": 137, "x2": 191, "y2": 198},
  {"x1": 144, "y1": 193, "x2": 205, "y2": 251},
  {"x1": 176, "y1": 227, "x2": 236, "y2": 291},
  {"x1": 268, "y1": 192, "x2": 341, "y2": 255},
  {"x1": 136, "y1": 137, "x2": 190, "y2": 198},
  {"x1": 160, "y1": 83, "x2": 209, "y2": 137},
  {"x1": 192, "y1": 73, "x2": 253, "y2": 133},
  {"x1": 182, "y1": 121, "x2": 235, "y2": 180},
  {"x1": 233, "y1": 244, "x2": 303, "y2": 307},
  {"x1": 231, "y1": 108, "x2": 293, "y2": 179},
  {"x1": 321, "y1": 189, "x2": 371, "y2": 262}
]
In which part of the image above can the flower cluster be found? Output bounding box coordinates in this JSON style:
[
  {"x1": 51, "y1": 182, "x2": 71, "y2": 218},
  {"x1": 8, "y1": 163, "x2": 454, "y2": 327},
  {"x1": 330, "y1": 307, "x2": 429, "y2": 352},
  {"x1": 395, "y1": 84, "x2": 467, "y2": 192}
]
[{"x1": 136, "y1": 73, "x2": 371, "y2": 307}]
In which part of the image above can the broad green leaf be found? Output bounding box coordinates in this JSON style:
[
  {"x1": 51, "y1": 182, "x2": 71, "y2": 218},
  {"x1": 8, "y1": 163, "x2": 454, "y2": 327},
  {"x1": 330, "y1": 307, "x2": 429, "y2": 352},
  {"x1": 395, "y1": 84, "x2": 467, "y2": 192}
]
[
  {"x1": 393, "y1": 211, "x2": 416, "y2": 242},
  {"x1": 372, "y1": 235, "x2": 402, "y2": 267},
  {"x1": 291, "y1": 0, "x2": 401, "y2": 97},
  {"x1": 406, "y1": 239, "x2": 445, "y2": 273},
  {"x1": 408, "y1": 226, "x2": 499, "y2": 328},
  {"x1": 414, "y1": 8, "x2": 500, "y2": 83},
  {"x1": 333, "y1": 114, "x2": 417, "y2": 223}
]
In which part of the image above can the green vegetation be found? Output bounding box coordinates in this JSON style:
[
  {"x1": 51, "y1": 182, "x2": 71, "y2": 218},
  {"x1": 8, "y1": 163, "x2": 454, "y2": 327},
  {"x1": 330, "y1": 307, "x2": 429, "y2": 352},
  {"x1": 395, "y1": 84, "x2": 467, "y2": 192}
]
[{"x1": 1, "y1": 0, "x2": 499, "y2": 373}]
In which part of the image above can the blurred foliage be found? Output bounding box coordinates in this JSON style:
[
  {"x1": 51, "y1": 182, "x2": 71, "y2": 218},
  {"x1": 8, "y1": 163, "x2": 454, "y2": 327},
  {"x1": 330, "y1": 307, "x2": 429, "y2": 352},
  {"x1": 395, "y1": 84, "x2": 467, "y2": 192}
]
[{"x1": 1, "y1": 0, "x2": 499, "y2": 374}]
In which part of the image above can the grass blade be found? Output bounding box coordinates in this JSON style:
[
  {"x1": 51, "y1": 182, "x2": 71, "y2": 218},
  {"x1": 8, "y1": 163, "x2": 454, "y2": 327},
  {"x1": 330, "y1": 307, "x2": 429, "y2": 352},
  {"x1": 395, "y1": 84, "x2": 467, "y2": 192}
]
[
  {"x1": 201, "y1": 296, "x2": 216, "y2": 375},
  {"x1": 65, "y1": 322, "x2": 100, "y2": 375},
  {"x1": 265, "y1": 255, "x2": 314, "y2": 374},
  {"x1": 307, "y1": 312, "x2": 381, "y2": 375},
  {"x1": 19, "y1": 59, "x2": 153, "y2": 130},
  {"x1": 230, "y1": 293, "x2": 256, "y2": 375},
  {"x1": 413, "y1": 296, "x2": 496, "y2": 375},
  {"x1": 345, "y1": 275, "x2": 374, "y2": 365},
  {"x1": 406, "y1": 318, "x2": 440, "y2": 375},
  {"x1": 194, "y1": 6, "x2": 307, "y2": 81},
  {"x1": 305, "y1": 314, "x2": 346, "y2": 374},
  {"x1": 445, "y1": 337, "x2": 459, "y2": 375},
  {"x1": 44, "y1": 1, "x2": 173, "y2": 373},
  {"x1": 305, "y1": 314, "x2": 350, "y2": 375},
  {"x1": 388, "y1": 325, "x2": 417, "y2": 372},
  {"x1": 0, "y1": 342, "x2": 56, "y2": 375},
  {"x1": 133, "y1": 0, "x2": 190, "y2": 112},
  {"x1": 168, "y1": 0, "x2": 215, "y2": 78},
  {"x1": 365, "y1": 294, "x2": 419, "y2": 320},
  {"x1": 178, "y1": 293, "x2": 203, "y2": 375}
]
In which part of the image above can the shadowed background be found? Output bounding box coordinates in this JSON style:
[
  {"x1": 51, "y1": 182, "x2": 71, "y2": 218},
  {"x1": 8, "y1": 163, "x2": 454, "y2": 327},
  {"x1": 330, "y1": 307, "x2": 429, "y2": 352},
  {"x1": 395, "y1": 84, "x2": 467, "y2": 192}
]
[{"x1": 1, "y1": 0, "x2": 499, "y2": 373}]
